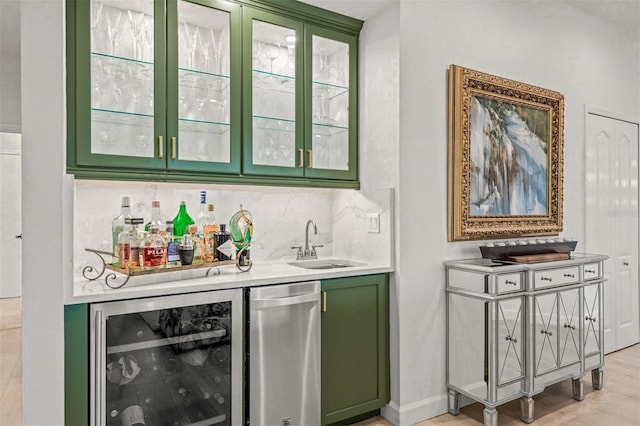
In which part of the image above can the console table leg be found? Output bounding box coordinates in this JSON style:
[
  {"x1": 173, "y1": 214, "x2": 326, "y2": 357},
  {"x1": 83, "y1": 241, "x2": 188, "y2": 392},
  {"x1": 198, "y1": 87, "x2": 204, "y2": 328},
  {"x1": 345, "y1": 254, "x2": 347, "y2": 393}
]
[
  {"x1": 483, "y1": 407, "x2": 498, "y2": 426},
  {"x1": 592, "y1": 368, "x2": 604, "y2": 390},
  {"x1": 571, "y1": 377, "x2": 584, "y2": 401},
  {"x1": 520, "y1": 396, "x2": 534, "y2": 424},
  {"x1": 447, "y1": 389, "x2": 460, "y2": 415}
]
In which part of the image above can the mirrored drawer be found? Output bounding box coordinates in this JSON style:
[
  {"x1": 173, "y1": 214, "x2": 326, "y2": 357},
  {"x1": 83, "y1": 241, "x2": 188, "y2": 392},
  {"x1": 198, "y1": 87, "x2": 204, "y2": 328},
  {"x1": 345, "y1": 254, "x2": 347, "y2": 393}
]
[
  {"x1": 496, "y1": 273, "x2": 523, "y2": 293},
  {"x1": 583, "y1": 263, "x2": 601, "y2": 280},
  {"x1": 533, "y1": 266, "x2": 580, "y2": 289}
]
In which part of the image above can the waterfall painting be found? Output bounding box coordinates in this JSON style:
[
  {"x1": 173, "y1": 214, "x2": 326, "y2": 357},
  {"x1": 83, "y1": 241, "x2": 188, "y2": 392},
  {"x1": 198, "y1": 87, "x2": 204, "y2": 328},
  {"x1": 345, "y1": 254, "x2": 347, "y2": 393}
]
[{"x1": 448, "y1": 65, "x2": 565, "y2": 241}]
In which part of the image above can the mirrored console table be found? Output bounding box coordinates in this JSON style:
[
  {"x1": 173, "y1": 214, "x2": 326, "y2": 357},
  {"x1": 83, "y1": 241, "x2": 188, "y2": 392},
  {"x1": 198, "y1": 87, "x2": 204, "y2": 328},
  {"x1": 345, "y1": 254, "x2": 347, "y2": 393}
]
[{"x1": 445, "y1": 253, "x2": 607, "y2": 425}]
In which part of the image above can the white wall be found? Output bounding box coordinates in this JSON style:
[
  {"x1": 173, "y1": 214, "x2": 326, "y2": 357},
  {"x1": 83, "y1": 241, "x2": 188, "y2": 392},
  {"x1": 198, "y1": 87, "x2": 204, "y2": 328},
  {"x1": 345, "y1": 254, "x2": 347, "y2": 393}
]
[
  {"x1": 21, "y1": 0, "x2": 68, "y2": 424},
  {"x1": 393, "y1": 0, "x2": 639, "y2": 424}
]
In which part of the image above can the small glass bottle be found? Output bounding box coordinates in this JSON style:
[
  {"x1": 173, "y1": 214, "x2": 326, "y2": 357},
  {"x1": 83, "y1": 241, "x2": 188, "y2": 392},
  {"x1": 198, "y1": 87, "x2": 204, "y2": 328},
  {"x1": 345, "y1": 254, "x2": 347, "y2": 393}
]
[
  {"x1": 195, "y1": 191, "x2": 208, "y2": 239},
  {"x1": 112, "y1": 196, "x2": 132, "y2": 265},
  {"x1": 165, "y1": 220, "x2": 181, "y2": 267},
  {"x1": 145, "y1": 200, "x2": 165, "y2": 232},
  {"x1": 214, "y1": 224, "x2": 232, "y2": 261},
  {"x1": 173, "y1": 201, "x2": 195, "y2": 237},
  {"x1": 141, "y1": 227, "x2": 167, "y2": 269}
]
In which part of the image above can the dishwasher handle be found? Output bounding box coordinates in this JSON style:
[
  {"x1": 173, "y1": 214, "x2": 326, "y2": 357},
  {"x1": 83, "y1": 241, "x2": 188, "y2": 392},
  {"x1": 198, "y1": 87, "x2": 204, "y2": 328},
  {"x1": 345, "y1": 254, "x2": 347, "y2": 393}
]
[{"x1": 251, "y1": 292, "x2": 319, "y2": 309}]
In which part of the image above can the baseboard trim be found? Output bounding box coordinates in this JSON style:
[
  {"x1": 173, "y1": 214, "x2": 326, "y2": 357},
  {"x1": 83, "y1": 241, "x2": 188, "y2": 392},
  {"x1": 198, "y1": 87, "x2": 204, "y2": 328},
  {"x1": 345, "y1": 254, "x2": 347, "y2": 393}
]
[{"x1": 380, "y1": 394, "x2": 448, "y2": 426}]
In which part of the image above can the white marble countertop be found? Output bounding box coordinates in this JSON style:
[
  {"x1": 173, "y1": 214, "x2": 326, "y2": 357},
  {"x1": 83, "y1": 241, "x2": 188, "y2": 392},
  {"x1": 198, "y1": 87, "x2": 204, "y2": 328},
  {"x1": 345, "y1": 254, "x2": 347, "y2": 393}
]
[{"x1": 70, "y1": 258, "x2": 393, "y2": 304}]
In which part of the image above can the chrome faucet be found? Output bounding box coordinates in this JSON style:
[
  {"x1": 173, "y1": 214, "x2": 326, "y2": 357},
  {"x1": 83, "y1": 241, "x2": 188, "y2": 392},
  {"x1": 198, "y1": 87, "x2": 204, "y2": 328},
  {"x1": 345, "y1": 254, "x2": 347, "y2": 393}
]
[{"x1": 292, "y1": 219, "x2": 323, "y2": 260}]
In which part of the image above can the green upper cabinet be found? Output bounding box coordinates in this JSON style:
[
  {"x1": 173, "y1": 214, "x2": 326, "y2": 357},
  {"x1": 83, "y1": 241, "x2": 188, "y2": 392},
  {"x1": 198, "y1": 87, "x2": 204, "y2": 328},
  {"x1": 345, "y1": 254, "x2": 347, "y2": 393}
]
[
  {"x1": 68, "y1": 0, "x2": 241, "y2": 175},
  {"x1": 242, "y1": 10, "x2": 358, "y2": 181},
  {"x1": 67, "y1": 0, "x2": 362, "y2": 187}
]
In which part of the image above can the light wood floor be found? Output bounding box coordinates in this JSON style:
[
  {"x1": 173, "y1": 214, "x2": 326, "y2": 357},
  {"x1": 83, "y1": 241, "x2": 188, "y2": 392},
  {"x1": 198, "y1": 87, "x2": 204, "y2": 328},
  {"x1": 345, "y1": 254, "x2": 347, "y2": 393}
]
[
  {"x1": 1, "y1": 297, "x2": 639, "y2": 426},
  {"x1": 0, "y1": 297, "x2": 22, "y2": 426}
]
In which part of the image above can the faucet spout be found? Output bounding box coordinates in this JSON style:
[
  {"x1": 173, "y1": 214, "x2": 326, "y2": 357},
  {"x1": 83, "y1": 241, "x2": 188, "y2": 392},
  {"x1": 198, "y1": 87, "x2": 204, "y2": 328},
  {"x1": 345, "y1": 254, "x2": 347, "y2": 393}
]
[{"x1": 304, "y1": 219, "x2": 317, "y2": 257}]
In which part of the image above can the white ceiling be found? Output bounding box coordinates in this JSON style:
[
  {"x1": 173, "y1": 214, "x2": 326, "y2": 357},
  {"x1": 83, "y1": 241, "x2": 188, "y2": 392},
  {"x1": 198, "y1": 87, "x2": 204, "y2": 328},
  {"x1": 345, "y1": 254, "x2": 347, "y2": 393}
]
[{"x1": 298, "y1": 0, "x2": 397, "y2": 21}]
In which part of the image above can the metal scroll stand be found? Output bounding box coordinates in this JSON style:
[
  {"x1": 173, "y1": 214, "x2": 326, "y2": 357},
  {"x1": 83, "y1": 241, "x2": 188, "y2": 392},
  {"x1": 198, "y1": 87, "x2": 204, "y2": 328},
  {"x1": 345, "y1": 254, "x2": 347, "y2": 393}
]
[{"x1": 82, "y1": 245, "x2": 252, "y2": 290}]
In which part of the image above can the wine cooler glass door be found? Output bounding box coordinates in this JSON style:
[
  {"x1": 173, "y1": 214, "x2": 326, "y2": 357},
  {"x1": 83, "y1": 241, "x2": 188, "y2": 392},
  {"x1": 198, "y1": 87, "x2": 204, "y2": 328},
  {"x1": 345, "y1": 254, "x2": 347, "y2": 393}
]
[{"x1": 90, "y1": 289, "x2": 243, "y2": 426}]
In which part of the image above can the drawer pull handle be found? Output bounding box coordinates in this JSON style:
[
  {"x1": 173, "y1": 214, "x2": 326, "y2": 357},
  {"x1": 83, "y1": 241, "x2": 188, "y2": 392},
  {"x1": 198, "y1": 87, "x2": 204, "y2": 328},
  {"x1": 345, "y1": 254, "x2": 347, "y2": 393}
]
[
  {"x1": 563, "y1": 323, "x2": 576, "y2": 330},
  {"x1": 563, "y1": 273, "x2": 575, "y2": 278},
  {"x1": 623, "y1": 261, "x2": 629, "y2": 266},
  {"x1": 585, "y1": 316, "x2": 597, "y2": 323},
  {"x1": 298, "y1": 148, "x2": 304, "y2": 168},
  {"x1": 585, "y1": 269, "x2": 596, "y2": 274},
  {"x1": 321, "y1": 290, "x2": 327, "y2": 313},
  {"x1": 505, "y1": 335, "x2": 518, "y2": 343},
  {"x1": 171, "y1": 137, "x2": 177, "y2": 159},
  {"x1": 505, "y1": 280, "x2": 517, "y2": 286},
  {"x1": 158, "y1": 135, "x2": 164, "y2": 158},
  {"x1": 540, "y1": 329, "x2": 553, "y2": 336},
  {"x1": 540, "y1": 277, "x2": 552, "y2": 282},
  {"x1": 307, "y1": 149, "x2": 313, "y2": 169}
]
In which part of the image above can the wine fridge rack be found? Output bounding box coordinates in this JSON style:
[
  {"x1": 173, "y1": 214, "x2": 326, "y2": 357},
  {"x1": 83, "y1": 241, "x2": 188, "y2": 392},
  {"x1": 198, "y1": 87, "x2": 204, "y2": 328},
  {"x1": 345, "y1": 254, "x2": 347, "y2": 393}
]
[{"x1": 83, "y1": 246, "x2": 252, "y2": 290}]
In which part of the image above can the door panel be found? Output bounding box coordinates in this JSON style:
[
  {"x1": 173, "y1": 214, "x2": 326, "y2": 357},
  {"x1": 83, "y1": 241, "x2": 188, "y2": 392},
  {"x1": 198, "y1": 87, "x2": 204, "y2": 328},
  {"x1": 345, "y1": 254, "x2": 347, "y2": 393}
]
[
  {"x1": 0, "y1": 133, "x2": 21, "y2": 298},
  {"x1": 585, "y1": 111, "x2": 639, "y2": 353},
  {"x1": 534, "y1": 293, "x2": 558, "y2": 376}
]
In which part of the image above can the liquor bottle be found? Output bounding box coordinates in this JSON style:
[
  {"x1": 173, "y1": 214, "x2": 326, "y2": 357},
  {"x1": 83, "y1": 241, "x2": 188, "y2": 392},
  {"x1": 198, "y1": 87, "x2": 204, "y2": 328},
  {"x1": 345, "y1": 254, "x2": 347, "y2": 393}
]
[
  {"x1": 112, "y1": 196, "x2": 132, "y2": 265},
  {"x1": 173, "y1": 201, "x2": 195, "y2": 237},
  {"x1": 118, "y1": 218, "x2": 145, "y2": 269},
  {"x1": 214, "y1": 224, "x2": 233, "y2": 261},
  {"x1": 164, "y1": 221, "x2": 181, "y2": 267},
  {"x1": 195, "y1": 191, "x2": 208, "y2": 239},
  {"x1": 140, "y1": 227, "x2": 167, "y2": 269},
  {"x1": 202, "y1": 204, "x2": 219, "y2": 261},
  {"x1": 144, "y1": 200, "x2": 165, "y2": 232}
]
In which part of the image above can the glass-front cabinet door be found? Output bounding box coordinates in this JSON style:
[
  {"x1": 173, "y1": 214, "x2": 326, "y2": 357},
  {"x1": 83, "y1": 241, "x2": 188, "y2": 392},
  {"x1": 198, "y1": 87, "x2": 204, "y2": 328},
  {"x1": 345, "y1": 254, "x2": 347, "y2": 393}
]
[
  {"x1": 74, "y1": 0, "x2": 240, "y2": 174},
  {"x1": 305, "y1": 26, "x2": 357, "y2": 181},
  {"x1": 90, "y1": 289, "x2": 242, "y2": 426},
  {"x1": 77, "y1": 0, "x2": 164, "y2": 169},
  {"x1": 169, "y1": 0, "x2": 241, "y2": 173},
  {"x1": 242, "y1": 9, "x2": 304, "y2": 177}
]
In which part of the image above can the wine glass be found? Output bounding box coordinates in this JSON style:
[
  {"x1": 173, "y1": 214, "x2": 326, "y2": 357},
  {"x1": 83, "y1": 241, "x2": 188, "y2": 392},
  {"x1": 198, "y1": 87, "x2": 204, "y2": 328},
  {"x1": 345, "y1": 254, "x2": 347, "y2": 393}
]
[
  {"x1": 90, "y1": 1, "x2": 104, "y2": 52},
  {"x1": 105, "y1": 8, "x2": 123, "y2": 55},
  {"x1": 264, "y1": 42, "x2": 281, "y2": 73},
  {"x1": 127, "y1": 9, "x2": 145, "y2": 59}
]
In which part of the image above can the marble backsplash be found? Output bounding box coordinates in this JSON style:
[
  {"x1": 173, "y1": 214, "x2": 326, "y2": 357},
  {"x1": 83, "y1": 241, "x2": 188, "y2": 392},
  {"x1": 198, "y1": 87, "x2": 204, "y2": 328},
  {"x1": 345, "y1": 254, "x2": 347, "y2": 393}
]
[{"x1": 74, "y1": 180, "x2": 393, "y2": 276}]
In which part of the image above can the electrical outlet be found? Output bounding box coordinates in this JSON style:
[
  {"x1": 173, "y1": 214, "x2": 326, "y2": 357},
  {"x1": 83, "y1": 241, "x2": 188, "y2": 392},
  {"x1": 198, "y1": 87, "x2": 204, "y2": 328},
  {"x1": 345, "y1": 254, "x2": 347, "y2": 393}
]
[{"x1": 367, "y1": 213, "x2": 380, "y2": 234}]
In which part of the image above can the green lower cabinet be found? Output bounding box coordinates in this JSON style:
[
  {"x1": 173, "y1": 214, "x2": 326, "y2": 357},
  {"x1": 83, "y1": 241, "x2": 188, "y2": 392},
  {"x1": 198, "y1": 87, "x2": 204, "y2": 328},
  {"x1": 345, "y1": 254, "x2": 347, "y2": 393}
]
[
  {"x1": 321, "y1": 274, "x2": 390, "y2": 425},
  {"x1": 64, "y1": 304, "x2": 89, "y2": 426}
]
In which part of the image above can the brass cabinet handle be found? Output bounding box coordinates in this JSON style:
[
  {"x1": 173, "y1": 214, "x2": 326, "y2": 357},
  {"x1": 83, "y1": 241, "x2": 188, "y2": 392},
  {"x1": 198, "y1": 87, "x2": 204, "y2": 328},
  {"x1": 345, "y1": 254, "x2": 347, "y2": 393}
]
[
  {"x1": 321, "y1": 290, "x2": 326, "y2": 313},
  {"x1": 171, "y1": 137, "x2": 177, "y2": 159},
  {"x1": 298, "y1": 148, "x2": 304, "y2": 168},
  {"x1": 158, "y1": 136, "x2": 164, "y2": 158},
  {"x1": 307, "y1": 149, "x2": 313, "y2": 168}
]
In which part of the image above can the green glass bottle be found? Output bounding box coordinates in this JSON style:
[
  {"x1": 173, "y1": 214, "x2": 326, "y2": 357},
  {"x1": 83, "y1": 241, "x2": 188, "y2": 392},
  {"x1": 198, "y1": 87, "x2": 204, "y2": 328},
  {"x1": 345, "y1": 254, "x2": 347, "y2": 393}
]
[{"x1": 173, "y1": 201, "x2": 195, "y2": 237}]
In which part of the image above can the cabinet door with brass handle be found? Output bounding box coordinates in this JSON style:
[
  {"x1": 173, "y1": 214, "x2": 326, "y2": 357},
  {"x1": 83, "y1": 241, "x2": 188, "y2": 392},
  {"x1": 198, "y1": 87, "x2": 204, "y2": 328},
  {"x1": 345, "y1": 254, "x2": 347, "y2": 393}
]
[{"x1": 321, "y1": 274, "x2": 389, "y2": 425}]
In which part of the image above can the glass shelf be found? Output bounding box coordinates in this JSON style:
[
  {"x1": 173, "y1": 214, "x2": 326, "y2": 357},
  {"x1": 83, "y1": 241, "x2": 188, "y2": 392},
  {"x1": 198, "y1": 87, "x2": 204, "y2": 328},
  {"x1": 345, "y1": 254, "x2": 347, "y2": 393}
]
[
  {"x1": 92, "y1": 108, "x2": 154, "y2": 122},
  {"x1": 253, "y1": 69, "x2": 295, "y2": 94},
  {"x1": 312, "y1": 80, "x2": 348, "y2": 99},
  {"x1": 179, "y1": 67, "x2": 230, "y2": 81},
  {"x1": 253, "y1": 115, "x2": 295, "y2": 132},
  {"x1": 312, "y1": 122, "x2": 348, "y2": 137},
  {"x1": 179, "y1": 118, "x2": 230, "y2": 133},
  {"x1": 91, "y1": 51, "x2": 154, "y2": 66}
]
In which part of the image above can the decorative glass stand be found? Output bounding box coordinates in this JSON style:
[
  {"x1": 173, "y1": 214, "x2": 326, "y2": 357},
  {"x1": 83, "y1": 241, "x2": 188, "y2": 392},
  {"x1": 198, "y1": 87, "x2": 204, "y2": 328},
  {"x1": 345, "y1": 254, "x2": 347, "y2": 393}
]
[{"x1": 83, "y1": 246, "x2": 252, "y2": 290}]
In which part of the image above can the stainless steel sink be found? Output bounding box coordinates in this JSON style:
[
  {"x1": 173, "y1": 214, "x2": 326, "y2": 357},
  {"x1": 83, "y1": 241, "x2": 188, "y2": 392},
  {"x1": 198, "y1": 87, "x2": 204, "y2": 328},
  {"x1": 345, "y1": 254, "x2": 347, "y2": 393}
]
[{"x1": 287, "y1": 259, "x2": 363, "y2": 270}]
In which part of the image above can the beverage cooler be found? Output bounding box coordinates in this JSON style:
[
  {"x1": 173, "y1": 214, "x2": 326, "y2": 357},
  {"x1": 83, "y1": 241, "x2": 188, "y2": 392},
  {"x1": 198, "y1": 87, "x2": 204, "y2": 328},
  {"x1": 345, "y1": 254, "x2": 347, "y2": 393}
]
[{"x1": 90, "y1": 289, "x2": 243, "y2": 426}]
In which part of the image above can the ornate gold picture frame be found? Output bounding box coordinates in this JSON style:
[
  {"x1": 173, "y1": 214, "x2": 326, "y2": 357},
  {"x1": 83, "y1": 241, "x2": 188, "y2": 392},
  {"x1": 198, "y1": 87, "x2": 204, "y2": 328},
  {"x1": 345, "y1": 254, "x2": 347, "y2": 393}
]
[{"x1": 447, "y1": 65, "x2": 564, "y2": 241}]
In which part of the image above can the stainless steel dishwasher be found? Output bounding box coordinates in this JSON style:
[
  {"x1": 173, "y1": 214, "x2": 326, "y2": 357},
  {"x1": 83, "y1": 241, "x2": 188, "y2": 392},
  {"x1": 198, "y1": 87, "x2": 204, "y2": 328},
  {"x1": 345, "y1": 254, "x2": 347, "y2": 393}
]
[{"x1": 248, "y1": 281, "x2": 321, "y2": 426}]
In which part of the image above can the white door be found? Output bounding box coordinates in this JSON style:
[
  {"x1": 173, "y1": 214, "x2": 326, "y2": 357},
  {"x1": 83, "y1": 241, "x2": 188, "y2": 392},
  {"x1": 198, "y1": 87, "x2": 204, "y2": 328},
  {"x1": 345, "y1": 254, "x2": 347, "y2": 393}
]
[
  {"x1": 0, "y1": 132, "x2": 22, "y2": 298},
  {"x1": 585, "y1": 109, "x2": 639, "y2": 353}
]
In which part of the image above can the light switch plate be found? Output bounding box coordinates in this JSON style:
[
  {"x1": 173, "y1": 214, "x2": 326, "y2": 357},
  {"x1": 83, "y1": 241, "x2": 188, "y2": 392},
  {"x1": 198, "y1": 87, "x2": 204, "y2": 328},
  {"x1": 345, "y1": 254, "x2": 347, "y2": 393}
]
[{"x1": 367, "y1": 213, "x2": 380, "y2": 234}]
